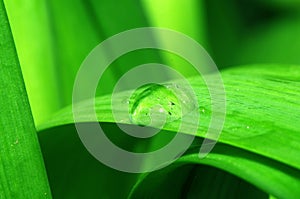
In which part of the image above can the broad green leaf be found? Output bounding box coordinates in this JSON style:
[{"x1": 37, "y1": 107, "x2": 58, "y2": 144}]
[
  {"x1": 129, "y1": 144, "x2": 300, "y2": 198},
  {"x1": 3, "y1": 0, "x2": 61, "y2": 125},
  {"x1": 37, "y1": 64, "x2": 300, "y2": 198},
  {"x1": 0, "y1": 1, "x2": 51, "y2": 198}
]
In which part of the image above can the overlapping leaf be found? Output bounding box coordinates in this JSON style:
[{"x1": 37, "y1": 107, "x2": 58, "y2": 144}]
[{"x1": 38, "y1": 64, "x2": 300, "y2": 198}]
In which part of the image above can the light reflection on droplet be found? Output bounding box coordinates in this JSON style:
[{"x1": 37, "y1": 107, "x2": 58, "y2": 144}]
[{"x1": 129, "y1": 83, "x2": 196, "y2": 127}]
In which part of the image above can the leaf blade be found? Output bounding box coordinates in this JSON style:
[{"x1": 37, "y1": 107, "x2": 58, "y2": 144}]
[{"x1": 0, "y1": 1, "x2": 51, "y2": 198}]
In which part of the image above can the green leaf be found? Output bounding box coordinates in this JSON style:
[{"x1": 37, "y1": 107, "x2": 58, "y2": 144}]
[
  {"x1": 3, "y1": 1, "x2": 300, "y2": 198},
  {"x1": 3, "y1": 0, "x2": 62, "y2": 125},
  {"x1": 129, "y1": 144, "x2": 300, "y2": 198},
  {"x1": 37, "y1": 64, "x2": 300, "y2": 198},
  {"x1": 0, "y1": 1, "x2": 51, "y2": 198}
]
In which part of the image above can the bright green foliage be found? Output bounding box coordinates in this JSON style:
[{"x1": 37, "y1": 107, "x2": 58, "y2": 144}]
[
  {"x1": 38, "y1": 65, "x2": 300, "y2": 199},
  {"x1": 1, "y1": 0, "x2": 300, "y2": 198},
  {"x1": 3, "y1": 0, "x2": 209, "y2": 126},
  {"x1": 4, "y1": 0, "x2": 61, "y2": 125},
  {"x1": 0, "y1": 1, "x2": 51, "y2": 198}
]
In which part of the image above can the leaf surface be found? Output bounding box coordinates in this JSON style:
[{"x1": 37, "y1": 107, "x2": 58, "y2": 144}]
[
  {"x1": 38, "y1": 64, "x2": 300, "y2": 198},
  {"x1": 0, "y1": 1, "x2": 51, "y2": 198}
]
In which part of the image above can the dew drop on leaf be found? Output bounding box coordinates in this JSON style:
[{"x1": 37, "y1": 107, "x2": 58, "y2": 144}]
[{"x1": 129, "y1": 83, "x2": 196, "y2": 126}]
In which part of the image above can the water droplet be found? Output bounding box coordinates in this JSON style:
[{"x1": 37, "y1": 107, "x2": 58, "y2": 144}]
[{"x1": 129, "y1": 83, "x2": 196, "y2": 126}]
